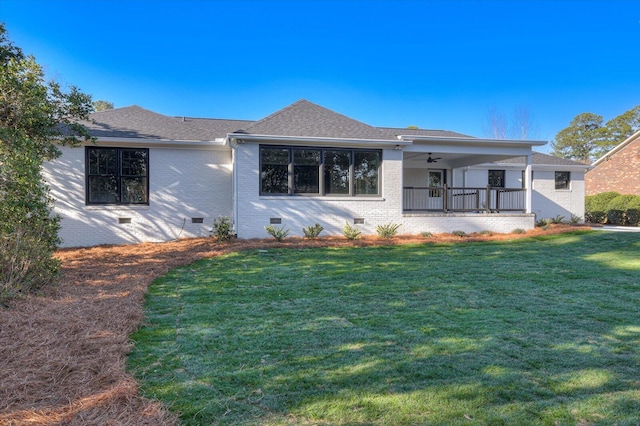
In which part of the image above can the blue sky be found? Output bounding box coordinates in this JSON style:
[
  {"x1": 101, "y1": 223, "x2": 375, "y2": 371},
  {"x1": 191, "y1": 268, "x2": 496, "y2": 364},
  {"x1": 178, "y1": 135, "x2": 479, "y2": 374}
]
[{"x1": 2, "y1": 0, "x2": 639, "y2": 150}]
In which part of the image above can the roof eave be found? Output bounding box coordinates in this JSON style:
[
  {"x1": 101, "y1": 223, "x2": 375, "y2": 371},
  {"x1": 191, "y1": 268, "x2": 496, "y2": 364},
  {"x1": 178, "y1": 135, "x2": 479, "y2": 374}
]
[
  {"x1": 82, "y1": 136, "x2": 229, "y2": 149},
  {"x1": 227, "y1": 133, "x2": 412, "y2": 148},
  {"x1": 488, "y1": 162, "x2": 591, "y2": 171},
  {"x1": 400, "y1": 135, "x2": 547, "y2": 147}
]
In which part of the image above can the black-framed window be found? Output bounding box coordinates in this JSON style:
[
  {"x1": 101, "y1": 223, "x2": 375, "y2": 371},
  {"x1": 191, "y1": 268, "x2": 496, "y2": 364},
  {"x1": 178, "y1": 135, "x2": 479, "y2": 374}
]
[
  {"x1": 324, "y1": 150, "x2": 351, "y2": 195},
  {"x1": 555, "y1": 171, "x2": 570, "y2": 190},
  {"x1": 260, "y1": 145, "x2": 381, "y2": 196},
  {"x1": 86, "y1": 147, "x2": 149, "y2": 204},
  {"x1": 260, "y1": 147, "x2": 289, "y2": 194},
  {"x1": 488, "y1": 170, "x2": 505, "y2": 187},
  {"x1": 293, "y1": 149, "x2": 321, "y2": 194}
]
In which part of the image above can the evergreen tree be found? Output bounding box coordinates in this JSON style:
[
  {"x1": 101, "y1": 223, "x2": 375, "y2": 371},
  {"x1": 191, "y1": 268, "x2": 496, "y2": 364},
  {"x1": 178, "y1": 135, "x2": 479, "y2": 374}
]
[
  {"x1": 551, "y1": 113, "x2": 603, "y2": 163},
  {"x1": 0, "y1": 23, "x2": 93, "y2": 300},
  {"x1": 552, "y1": 105, "x2": 640, "y2": 163}
]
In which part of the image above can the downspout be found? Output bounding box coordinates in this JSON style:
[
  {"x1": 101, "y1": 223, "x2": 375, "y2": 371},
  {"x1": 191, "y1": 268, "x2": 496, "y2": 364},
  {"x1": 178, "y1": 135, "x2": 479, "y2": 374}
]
[
  {"x1": 229, "y1": 137, "x2": 239, "y2": 237},
  {"x1": 525, "y1": 154, "x2": 532, "y2": 214}
]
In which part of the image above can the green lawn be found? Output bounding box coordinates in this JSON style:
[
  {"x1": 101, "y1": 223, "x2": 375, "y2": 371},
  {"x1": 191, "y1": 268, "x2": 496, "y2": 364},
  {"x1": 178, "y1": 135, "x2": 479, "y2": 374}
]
[{"x1": 128, "y1": 231, "x2": 640, "y2": 425}]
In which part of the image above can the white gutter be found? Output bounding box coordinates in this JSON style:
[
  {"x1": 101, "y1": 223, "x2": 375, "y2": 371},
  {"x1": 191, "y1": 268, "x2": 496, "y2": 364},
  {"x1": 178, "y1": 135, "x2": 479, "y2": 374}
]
[
  {"x1": 83, "y1": 137, "x2": 229, "y2": 149},
  {"x1": 479, "y1": 162, "x2": 589, "y2": 172},
  {"x1": 227, "y1": 133, "x2": 413, "y2": 148},
  {"x1": 399, "y1": 135, "x2": 547, "y2": 148}
]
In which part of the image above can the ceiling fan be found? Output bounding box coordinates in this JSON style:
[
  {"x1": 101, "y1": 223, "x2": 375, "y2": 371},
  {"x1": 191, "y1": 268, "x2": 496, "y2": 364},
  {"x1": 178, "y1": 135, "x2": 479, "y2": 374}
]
[{"x1": 426, "y1": 153, "x2": 442, "y2": 163}]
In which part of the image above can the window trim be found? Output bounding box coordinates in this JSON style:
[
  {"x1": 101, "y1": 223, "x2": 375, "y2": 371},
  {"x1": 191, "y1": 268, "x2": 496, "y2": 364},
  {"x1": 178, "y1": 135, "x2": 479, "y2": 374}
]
[
  {"x1": 259, "y1": 145, "x2": 381, "y2": 197},
  {"x1": 86, "y1": 147, "x2": 150, "y2": 205}
]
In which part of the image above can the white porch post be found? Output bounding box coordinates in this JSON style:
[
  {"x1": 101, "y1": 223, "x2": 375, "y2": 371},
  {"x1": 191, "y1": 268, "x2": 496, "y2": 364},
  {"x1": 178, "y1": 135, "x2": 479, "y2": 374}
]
[{"x1": 525, "y1": 154, "x2": 532, "y2": 214}]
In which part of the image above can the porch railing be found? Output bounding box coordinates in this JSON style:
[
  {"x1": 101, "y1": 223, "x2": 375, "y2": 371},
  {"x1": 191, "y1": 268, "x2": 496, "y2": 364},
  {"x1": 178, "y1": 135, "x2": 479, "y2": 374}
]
[{"x1": 403, "y1": 185, "x2": 526, "y2": 213}]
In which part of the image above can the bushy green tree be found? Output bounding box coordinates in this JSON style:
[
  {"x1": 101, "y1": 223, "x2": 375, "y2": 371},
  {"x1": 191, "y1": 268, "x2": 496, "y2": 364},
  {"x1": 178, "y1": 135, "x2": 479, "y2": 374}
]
[
  {"x1": 552, "y1": 106, "x2": 640, "y2": 162},
  {"x1": 551, "y1": 113, "x2": 604, "y2": 163},
  {"x1": 600, "y1": 105, "x2": 640, "y2": 155},
  {"x1": 0, "y1": 23, "x2": 93, "y2": 301}
]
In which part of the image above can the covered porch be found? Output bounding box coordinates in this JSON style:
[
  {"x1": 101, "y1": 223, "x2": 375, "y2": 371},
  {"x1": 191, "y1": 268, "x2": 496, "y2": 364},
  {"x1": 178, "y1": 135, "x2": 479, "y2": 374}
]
[{"x1": 398, "y1": 134, "x2": 546, "y2": 215}]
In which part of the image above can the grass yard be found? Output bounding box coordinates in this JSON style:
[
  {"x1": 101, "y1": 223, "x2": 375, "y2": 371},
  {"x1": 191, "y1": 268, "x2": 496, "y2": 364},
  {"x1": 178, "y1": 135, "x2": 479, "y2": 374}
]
[{"x1": 128, "y1": 231, "x2": 640, "y2": 425}]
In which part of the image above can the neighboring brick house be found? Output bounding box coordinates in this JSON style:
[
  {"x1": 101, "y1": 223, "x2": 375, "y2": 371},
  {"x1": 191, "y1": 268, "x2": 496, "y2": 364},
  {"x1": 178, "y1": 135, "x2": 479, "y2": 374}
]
[
  {"x1": 43, "y1": 99, "x2": 587, "y2": 247},
  {"x1": 586, "y1": 129, "x2": 640, "y2": 196}
]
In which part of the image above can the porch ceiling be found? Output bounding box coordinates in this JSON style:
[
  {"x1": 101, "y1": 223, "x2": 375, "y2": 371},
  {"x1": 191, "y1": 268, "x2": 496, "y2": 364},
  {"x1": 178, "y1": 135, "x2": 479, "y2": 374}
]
[
  {"x1": 400, "y1": 135, "x2": 545, "y2": 169},
  {"x1": 403, "y1": 152, "x2": 524, "y2": 169}
]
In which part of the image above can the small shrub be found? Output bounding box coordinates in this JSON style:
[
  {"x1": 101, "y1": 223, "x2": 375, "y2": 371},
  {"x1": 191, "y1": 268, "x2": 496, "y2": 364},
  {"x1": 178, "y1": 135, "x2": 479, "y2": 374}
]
[
  {"x1": 626, "y1": 197, "x2": 640, "y2": 226},
  {"x1": 512, "y1": 228, "x2": 526, "y2": 234},
  {"x1": 212, "y1": 216, "x2": 233, "y2": 242},
  {"x1": 607, "y1": 194, "x2": 636, "y2": 225},
  {"x1": 302, "y1": 223, "x2": 324, "y2": 239},
  {"x1": 343, "y1": 221, "x2": 361, "y2": 240},
  {"x1": 265, "y1": 225, "x2": 290, "y2": 242},
  {"x1": 606, "y1": 209, "x2": 625, "y2": 226},
  {"x1": 536, "y1": 218, "x2": 550, "y2": 227},
  {"x1": 585, "y1": 192, "x2": 620, "y2": 223},
  {"x1": 421, "y1": 231, "x2": 433, "y2": 238},
  {"x1": 375, "y1": 223, "x2": 401, "y2": 239},
  {"x1": 451, "y1": 230, "x2": 467, "y2": 237},
  {"x1": 1, "y1": 225, "x2": 60, "y2": 303},
  {"x1": 569, "y1": 214, "x2": 582, "y2": 224},
  {"x1": 541, "y1": 224, "x2": 551, "y2": 231},
  {"x1": 550, "y1": 215, "x2": 565, "y2": 224},
  {"x1": 480, "y1": 230, "x2": 494, "y2": 236}
]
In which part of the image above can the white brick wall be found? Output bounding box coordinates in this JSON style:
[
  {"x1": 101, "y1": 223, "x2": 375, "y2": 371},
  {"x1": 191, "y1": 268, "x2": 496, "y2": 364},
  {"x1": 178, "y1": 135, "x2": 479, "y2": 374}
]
[
  {"x1": 43, "y1": 144, "x2": 233, "y2": 247},
  {"x1": 44, "y1": 142, "x2": 571, "y2": 247},
  {"x1": 234, "y1": 144, "x2": 535, "y2": 239},
  {"x1": 531, "y1": 170, "x2": 585, "y2": 221},
  {"x1": 400, "y1": 213, "x2": 535, "y2": 235},
  {"x1": 234, "y1": 144, "x2": 405, "y2": 238}
]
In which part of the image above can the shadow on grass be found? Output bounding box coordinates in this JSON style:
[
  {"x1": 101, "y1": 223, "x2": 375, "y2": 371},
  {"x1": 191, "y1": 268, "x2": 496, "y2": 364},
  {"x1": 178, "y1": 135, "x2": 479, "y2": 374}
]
[{"x1": 129, "y1": 232, "x2": 640, "y2": 425}]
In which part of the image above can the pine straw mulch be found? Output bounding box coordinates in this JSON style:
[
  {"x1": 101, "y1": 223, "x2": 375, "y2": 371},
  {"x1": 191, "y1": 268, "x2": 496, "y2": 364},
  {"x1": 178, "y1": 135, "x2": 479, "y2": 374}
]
[{"x1": 0, "y1": 225, "x2": 586, "y2": 425}]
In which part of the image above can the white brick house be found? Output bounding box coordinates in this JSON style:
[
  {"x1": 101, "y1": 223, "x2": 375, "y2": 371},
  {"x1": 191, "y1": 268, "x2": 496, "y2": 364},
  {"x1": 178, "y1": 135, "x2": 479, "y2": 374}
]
[{"x1": 43, "y1": 100, "x2": 588, "y2": 247}]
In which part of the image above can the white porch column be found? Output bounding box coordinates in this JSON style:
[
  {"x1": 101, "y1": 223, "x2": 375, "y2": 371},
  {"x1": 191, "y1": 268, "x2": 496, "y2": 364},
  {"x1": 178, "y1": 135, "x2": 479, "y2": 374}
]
[{"x1": 525, "y1": 154, "x2": 532, "y2": 214}]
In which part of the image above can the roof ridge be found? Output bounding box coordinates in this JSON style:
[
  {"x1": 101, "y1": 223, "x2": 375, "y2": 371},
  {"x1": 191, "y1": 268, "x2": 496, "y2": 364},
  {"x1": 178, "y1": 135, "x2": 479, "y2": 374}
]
[
  {"x1": 378, "y1": 125, "x2": 462, "y2": 133},
  {"x1": 242, "y1": 99, "x2": 393, "y2": 139},
  {"x1": 241, "y1": 99, "x2": 309, "y2": 132},
  {"x1": 181, "y1": 117, "x2": 256, "y2": 124}
]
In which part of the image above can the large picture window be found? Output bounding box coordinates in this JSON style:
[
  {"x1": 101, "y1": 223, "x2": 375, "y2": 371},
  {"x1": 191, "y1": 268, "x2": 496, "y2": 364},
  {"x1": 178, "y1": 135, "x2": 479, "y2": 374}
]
[
  {"x1": 260, "y1": 146, "x2": 381, "y2": 196},
  {"x1": 86, "y1": 147, "x2": 149, "y2": 205}
]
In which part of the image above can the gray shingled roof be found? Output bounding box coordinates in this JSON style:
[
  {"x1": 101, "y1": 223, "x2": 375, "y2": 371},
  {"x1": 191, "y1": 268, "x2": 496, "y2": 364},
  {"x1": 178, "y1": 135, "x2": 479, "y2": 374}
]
[
  {"x1": 82, "y1": 106, "x2": 219, "y2": 140},
  {"x1": 79, "y1": 100, "x2": 494, "y2": 143},
  {"x1": 500, "y1": 152, "x2": 588, "y2": 166},
  {"x1": 237, "y1": 99, "x2": 391, "y2": 140},
  {"x1": 377, "y1": 126, "x2": 472, "y2": 139},
  {"x1": 181, "y1": 117, "x2": 254, "y2": 137}
]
